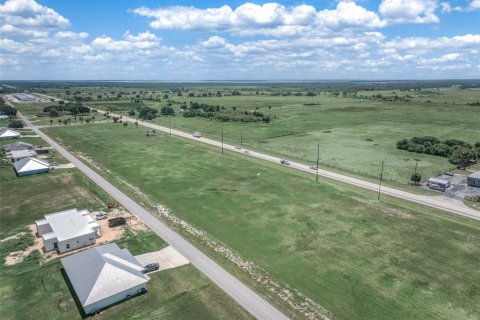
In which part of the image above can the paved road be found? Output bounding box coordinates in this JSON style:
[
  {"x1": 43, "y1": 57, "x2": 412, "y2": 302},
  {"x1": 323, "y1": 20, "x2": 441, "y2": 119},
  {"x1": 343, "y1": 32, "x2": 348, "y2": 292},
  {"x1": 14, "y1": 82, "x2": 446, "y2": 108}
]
[
  {"x1": 94, "y1": 108, "x2": 480, "y2": 221},
  {"x1": 18, "y1": 111, "x2": 289, "y2": 320}
]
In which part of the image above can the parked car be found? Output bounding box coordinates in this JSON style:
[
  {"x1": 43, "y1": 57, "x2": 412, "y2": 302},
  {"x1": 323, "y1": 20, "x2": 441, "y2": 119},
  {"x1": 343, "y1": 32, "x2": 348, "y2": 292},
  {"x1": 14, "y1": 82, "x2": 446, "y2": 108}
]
[
  {"x1": 95, "y1": 211, "x2": 108, "y2": 220},
  {"x1": 235, "y1": 146, "x2": 242, "y2": 150},
  {"x1": 309, "y1": 165, "x2": 318, "y2": 170},
  {"x1": 193, "y1": 131, "x2": 202, "y2": 138},
  {"x1": 244, "y1": 150, "x2": 250, "y2": 154},
  {"x1": 280, "y1": 160, "x2": 290, "y2": 165},
  {"x1": 142, "y1": 263, "x2": 160, "y2": 273},
  {"x1": 444, "y1": 172, "x2": 454, "y2": 176}
]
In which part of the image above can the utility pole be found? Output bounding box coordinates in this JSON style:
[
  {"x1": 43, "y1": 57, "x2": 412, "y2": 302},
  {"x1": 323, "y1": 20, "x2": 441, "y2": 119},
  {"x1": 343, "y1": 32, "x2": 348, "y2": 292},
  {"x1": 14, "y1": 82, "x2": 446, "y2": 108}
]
[
  {"x1": 316, "y1": 143, "x2": 320, "y2": 183},
  {"x1": 378, "y1": 161, "x2": 384, "y2": 200},
  {"x1": 169, "y1": 116, "x2": 172, "y2": 136},
  {"x1": 414, "y1": 159, "x2": 419, "y2": 175},
  {"x1": 221, "y1": 122, "x2": 224, "y2": 154},
  {"x1": 240, "y1": 132, "x2": 243, "y2": 146}
]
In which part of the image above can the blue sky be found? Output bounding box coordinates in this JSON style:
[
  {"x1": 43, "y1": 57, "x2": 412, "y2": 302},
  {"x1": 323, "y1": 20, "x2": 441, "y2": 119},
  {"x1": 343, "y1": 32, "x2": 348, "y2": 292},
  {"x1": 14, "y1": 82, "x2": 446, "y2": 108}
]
[{"x1": 1, "y1": 0, "x2": 479, "y2": 80}]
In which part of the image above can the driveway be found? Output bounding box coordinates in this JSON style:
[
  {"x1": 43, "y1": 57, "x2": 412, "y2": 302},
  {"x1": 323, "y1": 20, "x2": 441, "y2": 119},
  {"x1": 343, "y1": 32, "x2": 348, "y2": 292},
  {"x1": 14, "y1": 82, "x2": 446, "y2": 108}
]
[{"x1": 135, "y1": 246, "x2": 190, "y2": 273}]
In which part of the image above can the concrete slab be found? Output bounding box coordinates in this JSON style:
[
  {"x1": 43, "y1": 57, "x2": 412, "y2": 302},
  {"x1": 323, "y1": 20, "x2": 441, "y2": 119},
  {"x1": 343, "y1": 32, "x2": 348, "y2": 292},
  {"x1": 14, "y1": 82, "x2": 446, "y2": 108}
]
[{"x1": 135, "y1": 246, "x2": 190, "y2": 272}]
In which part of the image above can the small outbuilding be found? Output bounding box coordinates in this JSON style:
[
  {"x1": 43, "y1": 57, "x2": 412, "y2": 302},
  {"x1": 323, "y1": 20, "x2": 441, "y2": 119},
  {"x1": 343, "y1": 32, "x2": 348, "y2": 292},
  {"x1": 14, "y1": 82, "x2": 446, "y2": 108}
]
[
  {"x1": 0, "y1": 115, "x2": 9, "y2": 120},
  {"x1": 467, "y1": 171, "x2": 480, "y2": 188},
  {"x1": 427, "y1": 177, "x2": 450, "y2": 190},
  {"x1": 13, "y1": 157, "x2": 50, "y2": 176},
  {"x1": 36, "y1": 208, "x2": 101, "y2": 253},
  {"x1": 61, "y1": 243, "x2": 149, "y2": 315},
  {"x1": 3, "y1": 141, "x2": 33, "y2": 152},
  {"x1": 0, "y1": 128, "x2": 21, "y2": 140}
]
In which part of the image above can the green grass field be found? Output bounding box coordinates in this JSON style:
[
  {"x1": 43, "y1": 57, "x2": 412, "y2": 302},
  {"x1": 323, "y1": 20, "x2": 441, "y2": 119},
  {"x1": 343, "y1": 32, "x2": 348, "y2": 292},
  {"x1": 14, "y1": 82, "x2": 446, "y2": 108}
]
[
  {"x1": 39, "y1": 86, "x2": 480, "y2": 184},
  {"x1": 0, "y1": 137, "x2": 251, "y2": 320},
  {"x1": 43, "y1": 123, "x2": 480, "y2": 320}
]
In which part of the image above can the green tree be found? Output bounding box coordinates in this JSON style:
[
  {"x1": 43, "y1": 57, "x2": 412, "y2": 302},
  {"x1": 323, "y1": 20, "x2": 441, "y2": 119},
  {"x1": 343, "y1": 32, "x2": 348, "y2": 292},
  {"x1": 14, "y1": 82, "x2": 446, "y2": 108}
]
[
  {"x1": 8, "y1": 119, "x2": 23, "y2": 128},
  {"x1": 410, "y1": 172, "x2": 421, "y2": 185}
]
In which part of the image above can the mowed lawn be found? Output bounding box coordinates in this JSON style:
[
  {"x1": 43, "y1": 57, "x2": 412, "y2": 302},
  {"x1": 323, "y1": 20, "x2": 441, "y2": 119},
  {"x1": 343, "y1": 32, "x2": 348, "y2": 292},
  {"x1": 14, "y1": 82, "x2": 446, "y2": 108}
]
[{"x1": 44, "y1": 123, "x2": 480, "y2": 320}]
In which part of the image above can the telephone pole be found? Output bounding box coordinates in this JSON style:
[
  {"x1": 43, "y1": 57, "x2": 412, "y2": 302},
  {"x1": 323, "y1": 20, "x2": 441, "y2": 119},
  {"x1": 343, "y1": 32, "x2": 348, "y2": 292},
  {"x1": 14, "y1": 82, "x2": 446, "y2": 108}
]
[
  {"x1": 240, "y1": 132, "x2": 243, "y2": 146},
  {"x1": 221, "y1": 123, "x2": 224, "y2": 154},
  {"x1": 316, "y1": 143, "x2": 320, "y2": 183},
  {"x1": 378, "y1": 161, "x2": 384, "y2": 200},
  {"x1": 169, "y1": 116, "x2": 172, "y2": 136}
]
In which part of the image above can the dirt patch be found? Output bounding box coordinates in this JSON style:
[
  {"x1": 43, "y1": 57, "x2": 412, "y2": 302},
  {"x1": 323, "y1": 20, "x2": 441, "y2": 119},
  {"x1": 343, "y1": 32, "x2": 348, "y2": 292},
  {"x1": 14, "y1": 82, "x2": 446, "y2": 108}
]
[
  {"x1": 4, "y1": 225, "x2": 42, "y2": 266},
  {"x1": 0, "y1": 232, "x2": 27, "y2": 243}
]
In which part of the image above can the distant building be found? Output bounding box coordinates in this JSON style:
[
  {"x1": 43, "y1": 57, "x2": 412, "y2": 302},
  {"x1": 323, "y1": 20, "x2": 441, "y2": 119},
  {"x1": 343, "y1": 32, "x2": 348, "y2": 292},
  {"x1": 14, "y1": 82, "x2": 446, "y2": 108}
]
[
  {"x1": 427, "y1": 177, "x2": 450, "y2": 190},
  {"x1": 0, "y1": 128, "x2": 21, "y2": 140},
  {"x1": 6, "y1": 149, "x2": 37, "y2": 162},
  {"x1": 13, "y1": 157, "x2": 50, "y2": 176},
  {"x1": 61, "y1": 243, "x2": 149, "y2": 314},
  {"x1": 13, "y1": 93, "x2": 38, "y2": 102},
  {"x1": 0, "y1": 115, "x2": 9, "y2": 120},
  {"x1": 467, "y1": 171, "x2": 480, "y2": 188},
  {"x1": 3, "y1": 141, "x2": 33, "y2": 152},
  {"x1": 35, "y1": 208, "x2": 101, "y2": 253}
]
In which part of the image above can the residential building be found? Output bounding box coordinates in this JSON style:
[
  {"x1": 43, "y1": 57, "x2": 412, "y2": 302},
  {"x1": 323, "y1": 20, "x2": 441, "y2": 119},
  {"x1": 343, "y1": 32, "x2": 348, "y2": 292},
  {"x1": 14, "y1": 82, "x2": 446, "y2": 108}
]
[
  {"x1": 467, "y1": 171, "x2": 480, "y2": 188},
  {"x1": 36, "y1": 208, "x2": 101, "y2": 253},
  {"x1": 13, "y1": 157, "x2": 50, "y2": 176},
  {"x1": 6, "y1": 149, "x2": 37, "y2": 162},
  {"x1": 61, "y1": 243, "x2": 149, "y2": 314},
  {"x1": 0, "y1": 128, "x2": 21, "y2": 140}
]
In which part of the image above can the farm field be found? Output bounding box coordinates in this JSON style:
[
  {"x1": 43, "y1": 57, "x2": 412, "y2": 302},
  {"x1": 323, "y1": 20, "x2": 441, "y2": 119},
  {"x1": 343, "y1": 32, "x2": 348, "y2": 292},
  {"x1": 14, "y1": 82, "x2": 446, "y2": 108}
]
[
  {"x1": 39, "y1": 85, "x2": 480, "y2": 184},
  {"x1": 0, "y1": 136, "x2": 251, "y2": 320},
  {"x1": 44, "y1": 123, "x2": 480, "y2": 320}
]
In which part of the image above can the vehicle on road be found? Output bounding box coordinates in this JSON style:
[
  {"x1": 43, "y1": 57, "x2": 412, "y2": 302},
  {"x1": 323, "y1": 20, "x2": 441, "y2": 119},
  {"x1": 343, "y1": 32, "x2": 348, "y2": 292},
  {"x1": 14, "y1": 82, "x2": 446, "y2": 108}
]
[
  {"x1": 193, "y1": 131, "x2": 202, "y2": 138},
  {"x1": 95, "y1": 211, "x2": 108, "y2": 220},
  {"x1": 445, "y1": 172, "x2": 454, "y2": 176},
  {"x1": 310, "y1": 165, "x2": 318, "y2": 170},
  {"x1": 235, "y1": 146, "x2": 242, "y2": 150},
  {"x1": 244, "y1": 150, "x2": 250, "y2": 154},
  {"x1": 142, "y1": 263, "x2": 160, "y2": 273},
  {"x1": 280, "y1": 160, "x2": 290, "y2": 165}
]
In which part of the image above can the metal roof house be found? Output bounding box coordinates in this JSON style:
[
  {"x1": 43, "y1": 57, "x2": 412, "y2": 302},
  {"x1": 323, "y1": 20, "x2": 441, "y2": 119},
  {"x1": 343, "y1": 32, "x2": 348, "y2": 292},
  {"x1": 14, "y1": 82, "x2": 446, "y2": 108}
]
[
  {"x1": 6, "y1": 149, "x2": 37, "y2": 163},
  {"x1": 467, "y1": 171, "x2": 480, "y2": 188},
  {"x1": 36, "y1": 208, "x2": 101, "y2": 253},
  {"x1": 13, "y1": 157, "x2": 50, "y2": 176},
  {"x1": 0, "y1": 128, "x2": 21, "y2": 140},
  {"x1": 3, "y1": 141, "x2": 33, "y2": 152},
  {"x1": 13, "y1": 93, "x2": 38, "y2": 102},
  {"x1": 427, "y1": 177, "x2": 450, "y2": 190},
  {"x1": 61, "y1": 243, "x2": 149, "y2": 315}
]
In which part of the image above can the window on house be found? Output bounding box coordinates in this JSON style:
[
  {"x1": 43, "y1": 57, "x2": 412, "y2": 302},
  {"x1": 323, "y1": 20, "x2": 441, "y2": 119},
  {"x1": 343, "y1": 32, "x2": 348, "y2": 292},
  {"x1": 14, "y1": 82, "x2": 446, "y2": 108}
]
[{"x1": 66, "y1": 244, "x2": 70, "y2": 249}]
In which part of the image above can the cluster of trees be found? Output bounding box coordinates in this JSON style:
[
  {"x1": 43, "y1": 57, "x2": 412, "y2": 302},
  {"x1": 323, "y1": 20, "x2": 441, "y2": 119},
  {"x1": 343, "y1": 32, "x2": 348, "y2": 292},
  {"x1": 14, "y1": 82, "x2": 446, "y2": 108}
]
[
  {"x1": 138, "y1": 106, "x2": 158, "y2": 120},
  {"x1": 182, "y1": 102, "x2": 271, "y2": 123},
  {"x1": 0, "y1": 98, "x2": 17, "y2": 116},
  {"x1": 8, "y1": 119, "x2": 23, "y2": 128},
  {"x1": 43, "y1": 102, "x2": 90, "y2": 116},
  {"x1": 397, "y1": 136, "x2": 479, "y2": 167}
]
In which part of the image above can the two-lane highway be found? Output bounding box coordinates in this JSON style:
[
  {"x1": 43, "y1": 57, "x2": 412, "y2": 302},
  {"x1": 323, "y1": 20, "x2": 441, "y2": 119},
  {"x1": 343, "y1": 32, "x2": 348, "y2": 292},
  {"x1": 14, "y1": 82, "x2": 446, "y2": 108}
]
[{"x1": 93, "y1": 108, "x2": 480, "y2": 221}]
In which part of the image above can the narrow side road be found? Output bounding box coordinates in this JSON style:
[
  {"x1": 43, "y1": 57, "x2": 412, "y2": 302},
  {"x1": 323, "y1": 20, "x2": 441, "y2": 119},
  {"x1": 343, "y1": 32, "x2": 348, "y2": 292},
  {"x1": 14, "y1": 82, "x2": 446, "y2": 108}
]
[
  {"x1": 17, "y1": 111, "x2": 290, "y2": 320},
  {"x1": 94, "y1": 108, "x2": 480, "y2": 221}
]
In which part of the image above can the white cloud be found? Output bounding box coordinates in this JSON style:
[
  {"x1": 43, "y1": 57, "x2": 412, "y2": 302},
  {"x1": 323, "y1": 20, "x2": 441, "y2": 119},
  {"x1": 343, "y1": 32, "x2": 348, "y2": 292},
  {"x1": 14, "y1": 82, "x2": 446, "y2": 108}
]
[
  {"x1": 379, "y1": 0, "x2": 439, "y2": 24},
  {"x1": 54, "y1": 31, "x2": 89, "y2": 40},
  {"x1": 317, "y1": 2, "x2": 385, "y2": 29},
  {"x1": 470, "y1": 0, "x2": 480, "y2": 10},
  {"x1": 0, "y1": 0, "x2": 69, "y2": 29}
]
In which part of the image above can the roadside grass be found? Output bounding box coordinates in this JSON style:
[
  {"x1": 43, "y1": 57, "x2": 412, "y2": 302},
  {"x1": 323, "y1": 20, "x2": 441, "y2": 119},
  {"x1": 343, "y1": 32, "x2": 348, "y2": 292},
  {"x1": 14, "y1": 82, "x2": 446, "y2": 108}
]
[
  {"x1": 44, "y1": 123, "x2": 480, "y2": 320},
  {"x1": 0, "y1": 231, "x2": 252, "y2": 320},
  {"x1": 0, "y1": 135, "x2": 252, "y2": 320}
]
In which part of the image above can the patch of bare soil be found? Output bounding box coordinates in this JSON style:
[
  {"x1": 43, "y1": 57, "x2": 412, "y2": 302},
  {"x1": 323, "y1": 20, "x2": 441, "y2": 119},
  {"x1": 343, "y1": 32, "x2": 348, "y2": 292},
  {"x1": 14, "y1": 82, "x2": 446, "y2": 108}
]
[
  {"x1": 0, "y1": 232, "x2": 27, "y2": 243},
  {"x1": 4, "y1": 225, "x2": 42, "y2": 266}
]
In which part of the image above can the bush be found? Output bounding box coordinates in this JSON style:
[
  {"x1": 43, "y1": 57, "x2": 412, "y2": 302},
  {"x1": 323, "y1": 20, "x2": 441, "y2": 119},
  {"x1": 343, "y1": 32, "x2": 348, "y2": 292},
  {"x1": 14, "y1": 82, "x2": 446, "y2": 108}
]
[
  {"x1": 448, "y1": 147, "x2": 477, "y2": 167},
  {"x1": 123, "y1": 122, "x2": 128, "y2": 126},
  {"x1": 128, "y1": 109, "x2": 135, "y2": 116},
  {"x1": 8, "y1": 119, "x2": 23, "y2": 128}
]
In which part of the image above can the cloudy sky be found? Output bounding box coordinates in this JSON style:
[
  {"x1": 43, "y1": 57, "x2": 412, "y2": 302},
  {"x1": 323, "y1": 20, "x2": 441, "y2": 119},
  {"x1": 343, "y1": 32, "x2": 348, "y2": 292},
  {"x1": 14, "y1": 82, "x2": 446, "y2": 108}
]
[{"x1": 0, "y1": 0, "x2": 479, "y2": 80}]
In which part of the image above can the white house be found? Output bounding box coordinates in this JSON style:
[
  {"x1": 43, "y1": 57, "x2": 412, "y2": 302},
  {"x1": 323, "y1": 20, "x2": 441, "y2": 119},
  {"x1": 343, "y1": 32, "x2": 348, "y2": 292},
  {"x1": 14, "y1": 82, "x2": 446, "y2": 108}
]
[
  {"x1": 6, "y1": 149, "x2": 37, "y2": 162},
  {"x1": 0, "y1": 128, "x2": 21, "y2": 140},
  {"x1": 14, "y1": 157, "x2": 50, "y2": 176},
  {"x1": 61, "y1": 243, "x2": 149, "y2": 314},
  {"x1": 35, "y1": 208, "x2": 101, "y2": 253}
]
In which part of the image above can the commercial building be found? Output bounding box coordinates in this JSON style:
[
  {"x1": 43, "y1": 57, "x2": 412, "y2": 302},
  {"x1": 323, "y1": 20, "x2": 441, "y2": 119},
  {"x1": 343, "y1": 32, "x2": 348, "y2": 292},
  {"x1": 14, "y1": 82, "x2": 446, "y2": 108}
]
[
  {"x1": 35, "y1": 208, "x2": 101, "y2": 253},
  {"x1": 13, "y1": 93, "x2": 38, "y2": 102},
  {"x1": 13, "y1": 157, "x2": 50, "y2": 176},
  {"x1": 61, "y1": 243, "x2": 149, "y2": 314},
  {"x1": 0, "y1": 128, "x2": 21, "y2": 140},
  {"x1": 467, "y1": 171, "x2": 480, "y2": 188}
]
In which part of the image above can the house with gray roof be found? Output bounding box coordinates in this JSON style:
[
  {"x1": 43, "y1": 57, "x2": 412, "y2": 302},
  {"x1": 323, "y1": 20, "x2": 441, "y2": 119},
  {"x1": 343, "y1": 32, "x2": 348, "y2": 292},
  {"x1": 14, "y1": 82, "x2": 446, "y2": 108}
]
[
  {"x1": 0, "y1": 128, "x2": 21, "y2": 140},
  {"x1": 61, "y1": 243, "x2": 149, "y2": 315},
  {"x1": 3, "y1": 141, "x2": 33, "y2": 152},
  {"x1": 14, "y1": 157, "x2": 50, "y2": 176},
  {"x1": 467, "y1": 171, "x2": 480, "y2": 188}
]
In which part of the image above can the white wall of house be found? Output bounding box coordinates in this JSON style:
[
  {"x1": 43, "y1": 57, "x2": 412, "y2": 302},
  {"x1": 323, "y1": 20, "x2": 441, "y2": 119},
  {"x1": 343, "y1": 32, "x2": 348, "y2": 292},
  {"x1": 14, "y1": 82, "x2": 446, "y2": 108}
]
[
  {"x1": 36, "y1": 220, "x2": 52, "y2": 235},
  {"x1": 83, "y1": 284, "x2": 147, "y2": 314},
  {"x1": 43, "y1": 235, "x2": 58, "y2": 252},
  {"x1": 57, "y1": 231, "x2": 96, "y2": 253}
]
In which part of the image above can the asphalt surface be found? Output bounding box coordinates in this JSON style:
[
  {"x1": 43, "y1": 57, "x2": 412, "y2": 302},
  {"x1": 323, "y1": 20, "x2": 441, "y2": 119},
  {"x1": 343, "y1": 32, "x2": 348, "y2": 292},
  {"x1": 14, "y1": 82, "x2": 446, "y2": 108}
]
[
  {"x1": 94, "y1": 108, "x2": 480, "y2": 221},
  {"x1": 17, "y1": 111, "x2": 289, "y2": 320}
]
